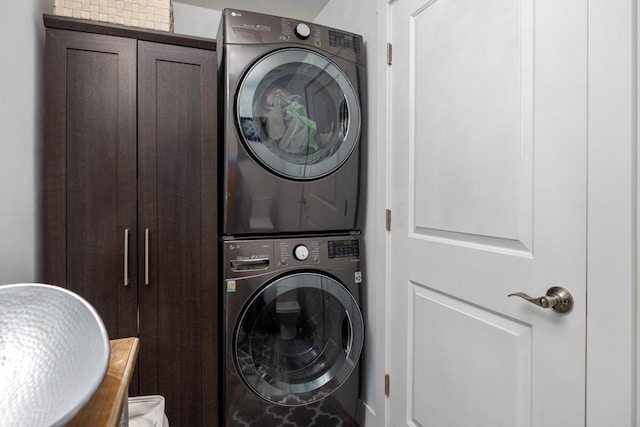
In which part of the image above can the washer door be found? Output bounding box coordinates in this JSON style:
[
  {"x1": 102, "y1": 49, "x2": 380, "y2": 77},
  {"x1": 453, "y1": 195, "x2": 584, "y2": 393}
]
[
  {"x1": 234, "y1": 272, "x2": 364, "y2": 406},
  {"x1": 236, "y1": 48, "x2": 361, "y2": 180}
]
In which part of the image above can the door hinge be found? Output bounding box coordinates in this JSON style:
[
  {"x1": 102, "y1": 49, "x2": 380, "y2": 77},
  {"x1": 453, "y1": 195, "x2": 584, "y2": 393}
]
[
  {"x1": 385, "y1": 373, "x2": 390, "y2": 396},
  {"x1": 386, "y1": 42, "x2": 393, "y2": 65},
  {"x1": 386, "y1": 209, "x2": 391, "y2": 231}
]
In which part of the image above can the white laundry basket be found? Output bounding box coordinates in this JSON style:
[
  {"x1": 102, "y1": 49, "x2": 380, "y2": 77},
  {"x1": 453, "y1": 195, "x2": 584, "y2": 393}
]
[{"x1": 127, "y1": 395, "x2": 169, "y2": 427}]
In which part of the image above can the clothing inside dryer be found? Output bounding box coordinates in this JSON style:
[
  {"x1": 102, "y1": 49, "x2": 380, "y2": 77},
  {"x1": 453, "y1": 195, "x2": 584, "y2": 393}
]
[
  {"x1": 235, "y1": 48, "x2": 361, "y2": 180},
  {"x1": 241, "y1": 61, "x2": 348, "y2": 165}
]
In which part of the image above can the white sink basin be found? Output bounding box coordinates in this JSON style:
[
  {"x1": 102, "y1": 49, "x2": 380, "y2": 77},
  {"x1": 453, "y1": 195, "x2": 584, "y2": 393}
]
[{"x1": 0, "y1": 283, "x2": 110, "y2": 426}]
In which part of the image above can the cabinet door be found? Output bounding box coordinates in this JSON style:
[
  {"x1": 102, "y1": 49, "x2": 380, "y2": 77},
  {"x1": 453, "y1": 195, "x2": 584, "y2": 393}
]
[
  {"x1": 44, "y1": 29, "x2": 138, "y2": 343},
  {"x1": 137, "y1": 41, "x2": 218, "y2": 427}
]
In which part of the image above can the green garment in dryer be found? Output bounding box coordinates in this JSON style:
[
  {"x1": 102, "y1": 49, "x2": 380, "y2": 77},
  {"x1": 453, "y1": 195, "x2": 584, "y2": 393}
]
[{"x1": 285, "y1": 102, "x2": 318, "y2": 151}]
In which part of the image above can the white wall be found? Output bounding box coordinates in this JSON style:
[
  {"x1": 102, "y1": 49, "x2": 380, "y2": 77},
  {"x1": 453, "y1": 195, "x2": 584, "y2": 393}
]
[
  {"x1": 586, "y1": 0, "x2": 637, "y2": 424},
  {"x1": 172, "y1": 2, "x2": 220, "y2": 39},
  {"x1": 0, "y1": 0, "x2": 52, "y2": 284}
]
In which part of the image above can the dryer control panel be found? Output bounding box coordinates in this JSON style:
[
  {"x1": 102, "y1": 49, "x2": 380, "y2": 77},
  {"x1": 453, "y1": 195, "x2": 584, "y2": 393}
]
[{"x1": 222, "y1": 9, "x2": 364, "y2": 65}]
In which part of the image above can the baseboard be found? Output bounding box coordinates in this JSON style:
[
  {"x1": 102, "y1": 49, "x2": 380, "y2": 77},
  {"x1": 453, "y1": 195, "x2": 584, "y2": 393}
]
[{"x1": 359, "y1": 399, "x2": 378, "y2": 427}]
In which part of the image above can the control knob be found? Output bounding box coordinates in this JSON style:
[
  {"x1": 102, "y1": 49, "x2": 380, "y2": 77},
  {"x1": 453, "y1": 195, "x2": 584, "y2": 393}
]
[
  {"x1": 293, "y1": 244, "x2": 309, "y2": 261},
  {"x1": 294, "y1": 23, "x2": 311, "y2": 39}
]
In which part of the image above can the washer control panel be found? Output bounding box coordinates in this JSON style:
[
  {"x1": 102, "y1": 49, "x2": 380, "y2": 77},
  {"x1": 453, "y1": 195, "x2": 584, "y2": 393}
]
[
  {"x1": 223, "y1": 236, "x2": 362, "y2": 280},
  {"x1": 279, "y1": 240, "x2": 321, "y2": 266}
]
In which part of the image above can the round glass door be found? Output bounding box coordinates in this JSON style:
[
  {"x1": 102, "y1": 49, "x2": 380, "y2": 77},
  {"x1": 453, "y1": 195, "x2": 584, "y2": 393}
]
[
  {"x1": 234, "y1": 273, "x2": 364, "y2": 406},
  {"x1": 236, "y1": 48, "x2": 361, "y2": 180}
]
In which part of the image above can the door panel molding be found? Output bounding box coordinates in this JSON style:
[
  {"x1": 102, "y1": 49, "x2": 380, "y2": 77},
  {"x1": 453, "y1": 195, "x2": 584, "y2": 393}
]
[
  {"x1": 407, "y1": 282, "x2": 532, "y2": 427},
  {"x1": 409, "y1": 0, "x2": 533, "y2": 252}
]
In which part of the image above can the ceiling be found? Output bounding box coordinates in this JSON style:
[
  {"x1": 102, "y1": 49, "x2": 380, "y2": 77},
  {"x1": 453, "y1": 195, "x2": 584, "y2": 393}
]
[{"x1": 173, "y1": 0, "x2": 330, "y2": 21}]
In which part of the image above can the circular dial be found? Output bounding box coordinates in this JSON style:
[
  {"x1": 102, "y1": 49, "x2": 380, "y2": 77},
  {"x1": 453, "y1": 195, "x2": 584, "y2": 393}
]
[
  {"x1": 293, "y1": 244, "x2": 309, "y2": 261},
  {"x1": 294, "y1": 23, "x2": 311, "y2": 39}
]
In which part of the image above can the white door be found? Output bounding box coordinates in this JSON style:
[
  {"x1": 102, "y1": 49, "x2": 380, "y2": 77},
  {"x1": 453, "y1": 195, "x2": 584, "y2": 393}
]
[{"x1": 388, "y1": 0, "x2": 587, "y2": 425}]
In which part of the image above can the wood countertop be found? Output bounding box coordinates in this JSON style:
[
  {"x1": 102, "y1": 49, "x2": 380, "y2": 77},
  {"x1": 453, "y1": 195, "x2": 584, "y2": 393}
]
[{"x1": 66, "y1": 337, "x2": 139, "y2": 426}]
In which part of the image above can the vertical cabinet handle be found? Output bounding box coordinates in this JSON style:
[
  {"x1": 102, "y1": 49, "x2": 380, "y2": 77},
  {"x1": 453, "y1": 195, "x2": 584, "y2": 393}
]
[
  {"x1": 124, "y1": 228, "x2": 130, "y2": 287},
  {"x1": 145, "y1": 228, "x2": 150, "y2": 286}
]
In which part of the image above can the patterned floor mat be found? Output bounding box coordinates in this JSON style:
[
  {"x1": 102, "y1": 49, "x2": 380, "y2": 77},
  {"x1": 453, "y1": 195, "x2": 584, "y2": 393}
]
[{"x1": 228, "y1": 393, "x2": 359, "y2": 427}]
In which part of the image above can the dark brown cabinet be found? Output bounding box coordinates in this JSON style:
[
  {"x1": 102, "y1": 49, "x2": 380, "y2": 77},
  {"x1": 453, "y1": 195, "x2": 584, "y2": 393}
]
[{"x1": 44, "y1": 15, "x2": 218, "y2": 427}]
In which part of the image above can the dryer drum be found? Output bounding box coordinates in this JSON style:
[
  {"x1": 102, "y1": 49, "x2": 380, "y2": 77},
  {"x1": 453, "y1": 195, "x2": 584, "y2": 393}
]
[
  {"x1": 236, "y1": 48, "x2": 361, "y2": 180},
  {"x1": 233, "y1": 273, "x2": 364, "y2": 406}
]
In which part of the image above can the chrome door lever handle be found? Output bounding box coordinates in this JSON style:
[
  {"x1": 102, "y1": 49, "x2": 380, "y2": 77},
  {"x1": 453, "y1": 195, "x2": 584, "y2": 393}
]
[{"x1": 508, "y1": 286, "x2": 573, "y2": 314}]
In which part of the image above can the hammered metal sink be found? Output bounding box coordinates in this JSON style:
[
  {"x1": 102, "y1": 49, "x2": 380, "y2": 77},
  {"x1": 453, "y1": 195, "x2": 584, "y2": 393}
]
[{"x1": 0, "y1": 283, "x2": 110, "y2": 426}]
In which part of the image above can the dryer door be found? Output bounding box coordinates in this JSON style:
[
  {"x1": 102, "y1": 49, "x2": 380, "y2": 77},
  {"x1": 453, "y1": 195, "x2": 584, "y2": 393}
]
[
  {"x1": 234, "y1": 272, "x2": 364, "y2": 406},
  {"x1": 236, "y1": 48, "x2": 361, "y2": 180}
]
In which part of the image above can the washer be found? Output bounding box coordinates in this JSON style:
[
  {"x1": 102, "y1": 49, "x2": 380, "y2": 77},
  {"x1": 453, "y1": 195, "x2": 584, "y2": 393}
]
[
  {"x1": 222, "y1": 235, "x2": 365, "y2": 426},
  {"x1": 217, "y1": 9, "x2": 365, "y2": 236}
]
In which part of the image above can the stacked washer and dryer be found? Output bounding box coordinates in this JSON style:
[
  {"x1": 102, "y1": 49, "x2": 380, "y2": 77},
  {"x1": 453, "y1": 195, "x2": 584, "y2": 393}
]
[{"x1": 217, "y1": 9, "x2": 366, "y2": 427}]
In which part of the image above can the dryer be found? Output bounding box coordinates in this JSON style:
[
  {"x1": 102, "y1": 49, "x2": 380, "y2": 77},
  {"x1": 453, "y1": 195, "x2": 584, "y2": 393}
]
[
  {"x1": 222, "y1": 235, "x2": 364, "y2": 426},
  {"x1": 217, "y1": 9, "x2": 365, "y2": 236}
]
